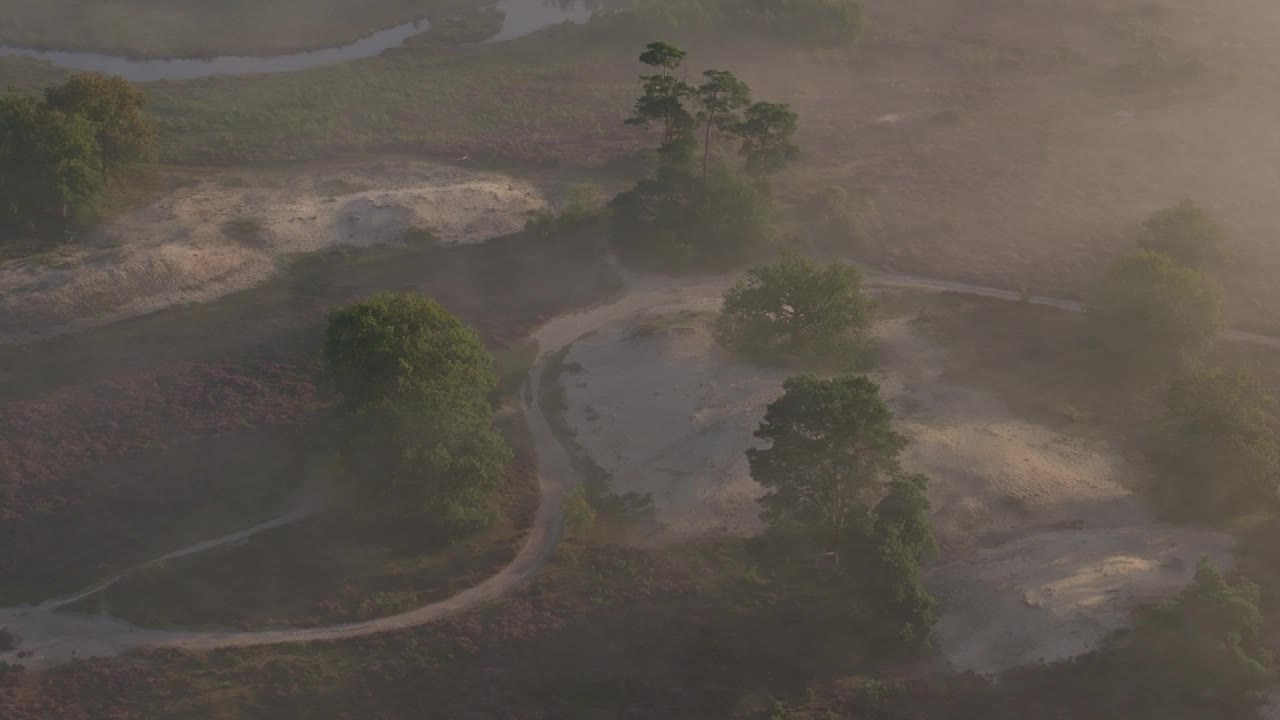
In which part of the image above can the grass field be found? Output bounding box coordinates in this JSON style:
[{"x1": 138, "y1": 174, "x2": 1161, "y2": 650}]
[
  {"x1": 6, "y1": 1, "x2": 1280, "y2": 341},
  {"x1": 67, "y1": 442, "x2": 539, "y2": 630},
  {"x1": 0, "y1": 0, "x2": 487, "y2": 57},
  {"x1": 0, "y1": 231, "x2": 620, "y2": 604}
]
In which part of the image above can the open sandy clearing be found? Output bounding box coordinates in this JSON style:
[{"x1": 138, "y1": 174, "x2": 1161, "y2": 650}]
[
  {"x1": 0, "y1": 159, "x2": 546, "y2": 343},
  {"x1": 553, "y1": 281, "x2": 1232, "y2": 673}
]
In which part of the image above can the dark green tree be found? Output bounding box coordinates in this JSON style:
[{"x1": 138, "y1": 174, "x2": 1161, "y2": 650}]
[
  {"x1": 609, "y1": 162, "x2": 775, "y2": 268},
  {"x1": 694, "y1": 69, "x2": 752, "y2": 179},
  {"x1": 0, "y1": 95, "x2": 103, "y2": 222},
  {"x1": 750, "y1": 377, "x2": 937, "y2": 651},
  {"x1": 848, "y1": 474, "x2": 937, "y2": 649},
  {"x1": 626, "y1": 41, "x2": 695, "y2": 159},
  {"x1": 323, "y1": 293, "x2": 510, "y2": 531},
  {"x1": 1088, "y1": 250, "x2": 1223, "y2": 365},
  {"x1": 1116, "y1": 558, "x2": 1273, "y2": 715},
  {"x1": 1150, "y1": 368, "x2": 1279, "y2": 520},
  {"x1": 44, "y1": 73, "x2": 156, "y2": 176},
  {"x1": 736, "y1": 101, "x2": 800, "y2": 174},
  {"x1": 718, "y1": 255, "x2": 874, "y2": 363},
  {"x1": 1139, "y1": 200, "x2": 1226, "y2": 270},
  {"x1": 324, "y1": 293, "x2": 496, "y2": 416},
  {"x1": 748, "y1": 374, "x2": 907, "y2": 565},
  {"x1": 613, "y1": 43, "x2": 796, "y2": 270}
]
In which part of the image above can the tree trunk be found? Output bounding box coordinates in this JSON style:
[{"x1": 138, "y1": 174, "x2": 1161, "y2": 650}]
[{"x1": 702, "y1": 120, "x2": 713, "y2": 181}]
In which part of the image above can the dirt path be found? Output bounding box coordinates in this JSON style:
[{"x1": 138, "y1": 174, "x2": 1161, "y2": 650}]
[
  {"x1": 2, "y1": 265, "x2": 1277, "y2": 670},
  {"x1": 0, "y1": 340, "x2": 579, "y2": 668}
]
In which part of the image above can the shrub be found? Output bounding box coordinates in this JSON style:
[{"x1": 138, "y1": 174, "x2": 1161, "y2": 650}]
[
  {"x1": 1087, "y1": 250, "x2": 1222, "y2": 367},
  {"x1": 1114, "y1": 559, "x2": 1273, "y2": 716},
  {"x1": 1139, "y1": 200, "x2": 1226, "y2": 269},
  {"x1": 1149, "y1": 368, "x2": 1279, "y2": 520},
  {"x1": 610, "y1": 164, "x2": 776, "y2": 270}
]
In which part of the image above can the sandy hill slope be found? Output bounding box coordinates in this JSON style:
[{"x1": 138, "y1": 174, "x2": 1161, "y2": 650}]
[{"x1": 0, "y1": 159, "x2": 545, "y2": 343}]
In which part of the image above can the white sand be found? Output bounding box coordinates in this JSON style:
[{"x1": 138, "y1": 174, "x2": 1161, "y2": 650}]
[
  {"x1": 0, "y1": 159, "x2": 546, "y2": 342},
  {"x1": 553, "y1": 281, "x2": 1232, "y2": 673}
]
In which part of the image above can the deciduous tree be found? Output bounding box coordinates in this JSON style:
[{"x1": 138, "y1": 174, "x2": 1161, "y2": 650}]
[
  {"x1": 0, "y1": 96, "x2": 103, "y2": 222},
  {"x1": 748, "y1": 374, "x2": 906, "y2": 564},
  {"x1": 1139, "y1": 199, "x2": 1226, "y2": 269},
  {"x1": 736, "y1": 101, "x2": 800, "y2": 174},
  {"x1": 1151, "y1": 368, "x2": 1279, "y2": 519},
  {"x1": 323, "y1": 293, "x2": 510, "y2": 532},
  {"x1": 1088, "y1": 250, "x2": 1223, "y2": 365},
  {"x1": 44, "y1": 73, "x2": 156, "y2": 176},
  {"x1": 718, "y1": 255, "x2": 873, "y2": 363}
]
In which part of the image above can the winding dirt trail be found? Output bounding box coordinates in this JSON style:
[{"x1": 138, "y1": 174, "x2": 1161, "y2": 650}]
[
  {"x1": 0, "y1": 335, "x2": 580, "y2": 669},
  {"x1": 3, "y1": 266, "x2": 1278, "y2": 669}
]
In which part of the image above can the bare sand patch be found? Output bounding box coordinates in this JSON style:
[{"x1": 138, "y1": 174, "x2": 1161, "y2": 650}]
[
  {"x1": 0, "y1": 159, "x2": 546, "y2": 342},
  {"x1": 561, "y1": 295, "x2": 787, "y2": 539},
  {"x1": 552, "y1": 283, "x2": 1231, "y2": 672}
]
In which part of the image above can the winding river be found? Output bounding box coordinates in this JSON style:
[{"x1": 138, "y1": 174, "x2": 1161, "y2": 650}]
[{"x1": 0, "y1": 0, "x2": 591, "y2": 82}]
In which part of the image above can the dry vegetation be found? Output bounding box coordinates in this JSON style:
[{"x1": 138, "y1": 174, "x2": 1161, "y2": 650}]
[
  {"x1": 44, "y1": 0, "x2": 1268, "y2": 332},
  {"x1": 4, "y1": 0, "x2": 1280, "y2": 716},
  {"x1": 0, "y1": 231, "x2": 620, "y2": 605}
]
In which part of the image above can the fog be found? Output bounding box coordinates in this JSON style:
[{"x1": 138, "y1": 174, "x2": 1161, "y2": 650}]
[{"x1": 2, "y1": 1, "x2": 1280, "y2": 718}]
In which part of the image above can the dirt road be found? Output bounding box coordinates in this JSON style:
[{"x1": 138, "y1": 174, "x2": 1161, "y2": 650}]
[{"x1": 0, "y1": 339, "x2": 579, "y2": 668}]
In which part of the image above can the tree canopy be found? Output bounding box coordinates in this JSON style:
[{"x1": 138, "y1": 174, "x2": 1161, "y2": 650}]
[
  {"x1": 736, "y1": 101, "x2": 800, "y2": 175},
  {"x1": 43, "y1": 73, "x2": 155, "y2": 177},
  {"x1": 323, "y1": 293, "x2": 510, "y2": 533},
  {"x1": 610, "y1": 41, "x2": 799, "y2": 269},
  {"x1": 718, "y1": 255, "x2": 874, "y2": 364},
  {"x1": 749, "y1": 374, "x2": 907, "y2": 561},
  {"x1": 1138, "y1": 200, "x2": 1226, "y2": 270},
  {"x1": 0, "y1": 73, "x2": 154, "y2": 230},
  {"x1": 324, "y1": 293, "x2": 496, "y2": 417},
  {"x1": 749, "y1": 374, "x2": 937, "y2": 650},
  {"x1": 1115, "y1": 558, "x2": 1273, "y2": 716},
  {"x1": 0, "y1": 96, "x2": 103, "y2": 224},
  {"x1": 1150, "y1": 368, "x2": 1279, "y2": 520},
  {"x1": 1087, "y1": 250, "x2": 1223, "y2": 365}
]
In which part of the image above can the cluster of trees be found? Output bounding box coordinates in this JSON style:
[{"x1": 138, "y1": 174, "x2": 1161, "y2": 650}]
[
  {"x1": 1087, "y1": 200, "x2": 1226, "y2": 366},
  {"x1": 1085, "y1": 202, "x2": 1280, "y2": 520},
  {"x1": 609, "y1": 41, "x2": 799, "y2": 268},
  {"x1": 323, "y1": 293, "x2": 511, "y2": 536},
  {"x1": 749, "y1": 374, "x2": 937, "y2": 650},
  {"x1": 1105, "y1": 557, "x2": 1273, "y2": 717},
  {"x1": 717, "y1": 255, "x2": 874, "y2": 366},
  {"x1": 0, "y1": 73, "x2": 155, "y2": 229},
  {"x1": 1150, "y1": 368, "x2": 1280, "y2": 521},
  {"x1": 708, "y1": 256, "x2": 926, "y2": 648}
]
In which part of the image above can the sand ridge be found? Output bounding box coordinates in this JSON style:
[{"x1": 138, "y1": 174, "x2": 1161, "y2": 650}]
[{"x1": 0, "y1": 159, "x2": 546, "y2": 343}]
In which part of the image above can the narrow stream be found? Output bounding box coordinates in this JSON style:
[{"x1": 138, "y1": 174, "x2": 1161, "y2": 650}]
[{"x1": 0, "y1": 0, "x2": 591, "y2": 82}]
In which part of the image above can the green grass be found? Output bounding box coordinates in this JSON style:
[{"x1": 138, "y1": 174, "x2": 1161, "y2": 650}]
[
  {"x1": 0, "y1": 0, "x2": 489, "y2": 57},
  {"x1": 138, "y1": 23, "x2": 638, "y2": 165},
  {"x1": 0, "y1": 13, "x2": 734, "y2": 167},
  {"x1": 68, "y1": 437, "x2": 539, "y2": 630}
]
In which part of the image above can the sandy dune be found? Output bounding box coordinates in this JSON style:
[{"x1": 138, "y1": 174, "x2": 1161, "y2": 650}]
[
  {"x1": 554, "y1": 281, "x2": 1231, "y2": 672},
  {"x1": 0, "y1": 159, "x2": 546, "y2": 343}
]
